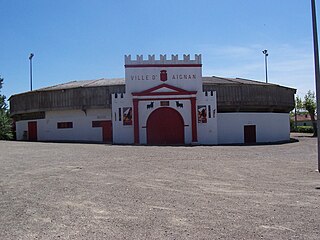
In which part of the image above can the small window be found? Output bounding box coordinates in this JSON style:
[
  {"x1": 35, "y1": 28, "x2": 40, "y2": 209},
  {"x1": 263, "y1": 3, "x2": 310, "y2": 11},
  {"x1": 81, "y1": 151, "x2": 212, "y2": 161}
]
[
  {"x1": 57, "y1": 122, "x2": 73, "y2": 129},
  {"x1": 208, "y1": 105, "x2": 211, "y2": 118},
  {"x1": 92, "y1": 121, "x2": 101, "y2": 128},
  {"x1": 160, "y1": 101, "x2": 169, "y2": 106},
  {"x1": 118, "y1": 108, "x2": 122, "y2": 121}
]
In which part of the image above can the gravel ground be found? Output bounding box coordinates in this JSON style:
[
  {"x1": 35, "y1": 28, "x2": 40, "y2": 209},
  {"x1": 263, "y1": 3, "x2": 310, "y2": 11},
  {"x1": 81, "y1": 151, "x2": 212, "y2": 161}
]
[{"x1": 0, "y1": 134, "x2": 319, "y2": 240}]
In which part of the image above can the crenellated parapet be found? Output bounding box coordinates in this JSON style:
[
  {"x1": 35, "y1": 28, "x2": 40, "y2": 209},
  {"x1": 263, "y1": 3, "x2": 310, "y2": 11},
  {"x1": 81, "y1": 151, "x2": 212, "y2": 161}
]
[{"x1": 125, "y1": 54, "x2": 202, "y2": 65}]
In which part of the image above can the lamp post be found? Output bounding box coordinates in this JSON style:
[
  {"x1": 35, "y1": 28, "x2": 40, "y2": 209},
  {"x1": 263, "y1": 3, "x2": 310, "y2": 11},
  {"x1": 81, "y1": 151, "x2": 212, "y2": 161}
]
[
  {"x1": 29, "y1": 53, "x2": 34, "y2": 91},
  {"x1": 311, "y1": 0, "x2": 320, "y2": 173},
  {"x1": 262, "y1": 49, "x2": 269, "y2": 83}
]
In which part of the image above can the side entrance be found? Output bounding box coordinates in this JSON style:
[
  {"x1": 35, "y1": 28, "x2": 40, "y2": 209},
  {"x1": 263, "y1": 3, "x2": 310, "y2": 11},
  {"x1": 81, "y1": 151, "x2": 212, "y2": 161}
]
[
  {"x1": 244, "y1": 125, "x2": 256, "y2": 144},
  {"x1": 28, "y1": 121, "x2": 38, "y2": 141},
  {"x1": 146, "y1": 107, "x2": 185, "y2": 145}
]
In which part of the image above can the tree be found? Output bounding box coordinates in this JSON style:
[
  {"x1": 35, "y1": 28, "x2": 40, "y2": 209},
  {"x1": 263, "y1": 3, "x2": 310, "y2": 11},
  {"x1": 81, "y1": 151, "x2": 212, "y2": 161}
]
[
  {"x1": 0, "y1": 76, "x2": 13, "y2": 140},
  {"x1": 304, "y1": 90, "x2": 317, "y2": 137},
  {"x1": 295, "y1": 96, "x2": 304, "y2": 113}
]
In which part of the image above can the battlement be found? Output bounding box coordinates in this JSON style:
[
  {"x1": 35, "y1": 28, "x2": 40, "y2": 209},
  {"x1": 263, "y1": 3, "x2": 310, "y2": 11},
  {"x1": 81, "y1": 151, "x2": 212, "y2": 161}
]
[{"x1": 125, "y1": 54, "x2": 201, "y2": 65}]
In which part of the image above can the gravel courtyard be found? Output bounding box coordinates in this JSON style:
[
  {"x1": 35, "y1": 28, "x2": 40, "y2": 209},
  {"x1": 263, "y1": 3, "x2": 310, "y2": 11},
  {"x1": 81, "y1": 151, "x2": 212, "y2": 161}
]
[{"x1": 0, "y1": 134, "x2": 319, "y2": 240}]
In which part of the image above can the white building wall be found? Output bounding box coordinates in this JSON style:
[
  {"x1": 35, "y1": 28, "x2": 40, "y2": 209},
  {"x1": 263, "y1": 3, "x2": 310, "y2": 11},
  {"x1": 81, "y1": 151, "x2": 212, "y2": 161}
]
[
  {"x1": 112, "y1": 93, "x2": 134, "y2": 144},
  {"x1": 125, "y1": 54, "x2": 202, "y2": 93},
  {"x1": 196, "y1": 91, "x2": 218, "y2": 144},
  {"x1": 16, "y1": 120, "x2": 28, "y2": 140},
  {"x1": 217, "y1": 112, "x2": 290, "y2": 144},
  {"x1": 15, "y1": 108, "x2": 111, "y2": 142}
]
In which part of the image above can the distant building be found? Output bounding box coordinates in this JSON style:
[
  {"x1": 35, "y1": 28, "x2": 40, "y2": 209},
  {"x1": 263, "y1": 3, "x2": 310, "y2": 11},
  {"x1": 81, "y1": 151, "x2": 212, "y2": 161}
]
[
  {"x1": 292, "y1": 114, "x2": 317, "y2": 127},
  {"x1": 9, "y1": 54, "x2": 296, "y2": 145}
]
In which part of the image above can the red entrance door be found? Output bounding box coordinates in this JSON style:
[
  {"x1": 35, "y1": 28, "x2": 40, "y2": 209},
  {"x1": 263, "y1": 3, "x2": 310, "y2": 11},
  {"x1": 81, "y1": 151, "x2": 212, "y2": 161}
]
[
  {"x1": 147, "y1": 107, "x2": 185, "y2": 145},
  {"x1": 28, "y1": 121, "x2": 37, "y2": 141}
]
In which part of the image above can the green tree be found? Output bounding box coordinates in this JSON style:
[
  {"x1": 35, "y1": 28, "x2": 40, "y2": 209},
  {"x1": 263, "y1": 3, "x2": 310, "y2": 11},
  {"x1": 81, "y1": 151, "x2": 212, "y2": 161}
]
[
  {"x1": 304, "y1": 90, "x2": 317, "y2": 137},
  {"x1": 295, "y1": 96, "x2": 304, "y2": 113},
  {"x1": 0, "y1": 76, "x2": 13, "y2": 140}
]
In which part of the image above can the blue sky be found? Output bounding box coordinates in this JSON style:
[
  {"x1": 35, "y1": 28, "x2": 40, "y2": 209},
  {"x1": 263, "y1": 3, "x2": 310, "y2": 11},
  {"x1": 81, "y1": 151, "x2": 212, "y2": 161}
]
[{"x1": 0, "y1": 0, "x2": 318, "y2": 101}]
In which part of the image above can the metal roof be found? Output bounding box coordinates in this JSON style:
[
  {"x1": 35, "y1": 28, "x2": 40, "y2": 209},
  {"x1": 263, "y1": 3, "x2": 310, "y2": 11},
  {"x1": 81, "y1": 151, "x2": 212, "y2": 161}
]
[
  {"x1": 32, "y1": 76, "x2": 294, "y2": 92},
  {"x1": 202, "y1": 76, "x2": 288, "y2": 87},
  {"x1": 9, "y1": 76, "x2": 296, "y2": 115},
  {"x1": 36, "y1": 78, "x2": 125, "y2": 91}
]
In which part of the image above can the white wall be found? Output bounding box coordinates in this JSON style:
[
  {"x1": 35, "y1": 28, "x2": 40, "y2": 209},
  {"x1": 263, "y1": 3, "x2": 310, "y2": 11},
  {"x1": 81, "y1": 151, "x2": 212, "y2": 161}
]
[
  {"x1": 112, "y1": 93, "x2": 134, "y2": 144},
  {"x1": 125, "y1": 54, "x2": 202, "y2": 93},
  {"x1": 16, "y1": 121, "x2": 28, "y2": 140},
  {"x1": 218, "y1": 112, "x2": 290, "y2": 144},
  {"x1": 196, "y1": 91, "x2": 218, "y2": 144},
  {"x1": 126, "y1": 67, "x2": 202, "y2": 93},
  {"x1": 15, "y1": 108, "x2": 112, "y2": 142}
]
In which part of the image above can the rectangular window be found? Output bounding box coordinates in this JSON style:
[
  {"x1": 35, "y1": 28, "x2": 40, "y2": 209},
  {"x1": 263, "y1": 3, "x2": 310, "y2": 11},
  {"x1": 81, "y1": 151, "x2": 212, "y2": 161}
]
[
  {"x1": 92, "y1": 121, "x2": 101, "y2": 128},
  {"x1": 208, "y1": 105, "x2": 211, "y2": 118},
  {"x1": 160, "y1": 101, "x2": 170, "y2": 106},
  {"x1": 118, "y1": 108, "x2": 122, "y2": 121},
  {"x1": 57, "y1": 122, "x2": 73, "y2": 129}
]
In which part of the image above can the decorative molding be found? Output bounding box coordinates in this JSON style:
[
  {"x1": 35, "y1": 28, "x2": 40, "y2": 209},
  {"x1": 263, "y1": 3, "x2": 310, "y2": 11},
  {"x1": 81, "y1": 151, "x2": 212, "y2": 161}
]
[
  {"x1": 132, "y1": 84, "x2": 197, "y2": 97},
  {"x1": 125, "y1": 54, "x2": 202, "y2": 66}
]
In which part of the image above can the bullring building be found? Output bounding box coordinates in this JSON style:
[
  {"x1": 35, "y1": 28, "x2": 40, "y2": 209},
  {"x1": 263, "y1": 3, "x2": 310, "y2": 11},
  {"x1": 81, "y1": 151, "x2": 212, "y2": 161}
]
[{"x1": 9, "y1": 54, "x2": 296, "y2": 145}]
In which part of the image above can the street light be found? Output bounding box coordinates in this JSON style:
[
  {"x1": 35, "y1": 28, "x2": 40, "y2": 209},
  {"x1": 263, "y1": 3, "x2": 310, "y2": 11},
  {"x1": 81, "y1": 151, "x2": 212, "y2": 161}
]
[
  {"x1": 262, "y1": 49, "x2": 269, "y2": 83},
  {"x1": 29, "y1": 53, "x2": 34, "y2": 91},
  {"x1": 311, "y1": 0, "x2": 320, "y2": 173}
]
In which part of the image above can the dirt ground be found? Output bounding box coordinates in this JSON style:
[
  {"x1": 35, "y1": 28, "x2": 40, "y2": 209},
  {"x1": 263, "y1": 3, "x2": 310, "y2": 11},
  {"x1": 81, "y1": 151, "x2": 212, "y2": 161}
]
[{"x1": 0, "y1": 134, "x2": 319, "y2": 240}]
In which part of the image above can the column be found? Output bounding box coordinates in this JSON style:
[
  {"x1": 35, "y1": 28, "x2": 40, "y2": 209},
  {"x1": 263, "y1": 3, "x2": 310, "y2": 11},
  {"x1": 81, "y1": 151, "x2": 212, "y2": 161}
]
[
  {"x1": 190, "y1": 97, "x2": 198, "y2": 142},
  {"x1": 133, "y1": 99, "x2": 140, "y2": 144}
]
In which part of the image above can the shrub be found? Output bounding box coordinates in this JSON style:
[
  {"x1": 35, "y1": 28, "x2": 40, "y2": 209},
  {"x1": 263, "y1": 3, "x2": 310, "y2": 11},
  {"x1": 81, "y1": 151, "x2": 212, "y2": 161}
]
[{"x1": 296, "y1": 126, "x2": 314, "y2": 133}]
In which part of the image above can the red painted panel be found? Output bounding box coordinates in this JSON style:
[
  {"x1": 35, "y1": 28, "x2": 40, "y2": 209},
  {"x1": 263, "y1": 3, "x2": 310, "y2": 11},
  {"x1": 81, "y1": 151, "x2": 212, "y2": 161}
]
[
  {"x1": 147, "y1": 107, "x2": 184, "y2": 145},
  {"x1": 190, "y1": 97, "x2": 198, "y2": 142},
  {"x1": 133, "y1": 99, "x2": 139, "y2": 144},
  {"x1": 28, "y1": 121, "x2": 37, "y2": 141},
  {"x1": 101, "y1": 121, "x2": 112, "y2": 143}
]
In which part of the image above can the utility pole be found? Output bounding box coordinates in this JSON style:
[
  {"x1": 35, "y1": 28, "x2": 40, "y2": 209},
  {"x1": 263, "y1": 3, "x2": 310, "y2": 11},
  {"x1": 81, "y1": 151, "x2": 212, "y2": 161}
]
[
  {"x1": 29, "y1": 53, "x2": 34, "y2": 91},
  {"x1": 262, "y1": 49, "x2": 269, "y2": 83},
  {"x1": 311, "y1": 0, "x2": 320, "y2": 173}
]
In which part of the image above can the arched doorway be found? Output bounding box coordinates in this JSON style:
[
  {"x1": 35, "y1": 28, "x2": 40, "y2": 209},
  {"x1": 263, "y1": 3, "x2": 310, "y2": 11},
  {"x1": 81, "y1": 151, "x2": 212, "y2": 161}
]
[{"x1": 147, "y1": 107, "x2": 185, "y2": 145}]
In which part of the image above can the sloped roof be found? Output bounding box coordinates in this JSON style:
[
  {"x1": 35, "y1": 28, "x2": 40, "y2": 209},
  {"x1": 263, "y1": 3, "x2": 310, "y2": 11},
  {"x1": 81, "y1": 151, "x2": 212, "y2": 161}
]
[
  {"x1": 37, "y1": 78, "x2": 125, "y2": 91},
  {"x1": 33, "y1": 76, "x2": 295, "y2": 92},
  {"x1": 202, "y1": 76, "x2": 292, "y2": 88}
]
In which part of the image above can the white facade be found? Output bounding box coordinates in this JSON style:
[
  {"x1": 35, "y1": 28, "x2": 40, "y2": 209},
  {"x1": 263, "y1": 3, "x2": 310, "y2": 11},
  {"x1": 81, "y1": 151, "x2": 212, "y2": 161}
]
[
  {"x1": 112, "y1": 54, "x2": 218, "y2": 145},
  {"x1": 16, "y1": 109, "x2": 111, "y2": 142},
  {"x1": 14, "y1": 54, "x2": 292, "y2": 145},
  {"x1": 217, "y1": 112, "x2": 290, "y2": 144}
]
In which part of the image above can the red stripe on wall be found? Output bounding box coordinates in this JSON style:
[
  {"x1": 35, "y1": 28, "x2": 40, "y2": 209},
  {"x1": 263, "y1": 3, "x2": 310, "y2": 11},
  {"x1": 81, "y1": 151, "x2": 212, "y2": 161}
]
[
  {"x1": 190, "y1": 97, "x2": 198, "y2": 142},
  {"x1": 133, "y1": 99, "x2": 140, "y2": 144}
]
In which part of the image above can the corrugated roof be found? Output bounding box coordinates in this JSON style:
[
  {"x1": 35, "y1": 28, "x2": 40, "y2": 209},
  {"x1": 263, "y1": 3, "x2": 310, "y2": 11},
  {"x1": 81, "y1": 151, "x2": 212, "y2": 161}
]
[
  {"x1": 37, "y1": 78, "x2": 125, "y2": 91},
  {"x1": 203, "y1": 76, "x2": 272, "y2": 86},
  {"x1": 28, "y1": 76, "x2": 295, "y2": 92}
]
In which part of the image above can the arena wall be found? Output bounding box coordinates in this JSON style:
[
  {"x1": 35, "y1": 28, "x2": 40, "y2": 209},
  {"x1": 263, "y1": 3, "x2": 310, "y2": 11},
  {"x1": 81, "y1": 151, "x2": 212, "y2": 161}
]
[{"x1": 217, "y1": 113, "x2": 290, "y2": 144}]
